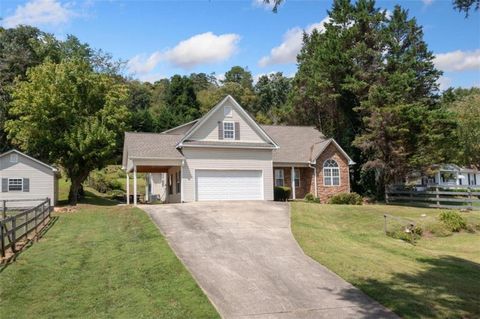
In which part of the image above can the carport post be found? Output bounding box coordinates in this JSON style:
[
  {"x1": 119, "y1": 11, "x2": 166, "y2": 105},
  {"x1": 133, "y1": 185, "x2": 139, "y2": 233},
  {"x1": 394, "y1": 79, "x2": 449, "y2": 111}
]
[
  {"x1": 291, "y1": 166, "x2": 296, "y2": 200},
  {"x1": 126, "y1": 172, "x2": 130, "y2": 205},
  {"x1": 133, "y1": 165, "x2": 138, "y2": 206}
]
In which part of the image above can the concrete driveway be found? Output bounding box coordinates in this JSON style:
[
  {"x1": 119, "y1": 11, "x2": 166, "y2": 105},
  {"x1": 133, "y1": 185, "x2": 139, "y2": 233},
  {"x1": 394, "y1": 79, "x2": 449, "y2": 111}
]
[{"x1": 141, "y1": 201, "x2": 397, "y2": 319}]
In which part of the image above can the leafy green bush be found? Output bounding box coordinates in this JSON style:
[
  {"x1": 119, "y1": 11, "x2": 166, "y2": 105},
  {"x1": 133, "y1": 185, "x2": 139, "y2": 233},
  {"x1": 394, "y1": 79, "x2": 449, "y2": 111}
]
[
  {"x1": 88, "y1": 170, "x2": 124, "y2": 194},
  {"x1": 386, "y1": 224, "x2": 422, "y2": 244},
  {"x1": 439, "y1": 211, "x2": 467, "y2": 232},
  {"x1": 328, "y1": 192, "x2": 363, "y2": 205},
  {"x1": 304, "y1": 193, "x2": 320, "y2": 203},
  {"x1": 274, "y1": 186, "x2": 291, "y2": 201},
  {"x1": 423, "y1": 222, "x2": 452, "y2": 237}
]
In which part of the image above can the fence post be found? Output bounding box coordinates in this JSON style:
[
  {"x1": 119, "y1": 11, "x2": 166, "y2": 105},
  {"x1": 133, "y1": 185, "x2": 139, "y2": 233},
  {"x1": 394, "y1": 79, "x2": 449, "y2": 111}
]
[
  {"x1": 467, "y1": 187, "x2": 472, "y2": 209},
  {"x1": 11, "y1": 217, "x2": 16, "y2": 253},
  {"x1": 383, "y1": 214, "x2": 387, "y2": 234},
  {"x1": 435, "y1": 187, "x2": 440, "y2": 208},
  {"x1": 1, "y1": 223, "x2": 5, "y2": 258},
  {"x1": 2, "y1": 200, "x2": 6, "y2": 220},
  {"x1": 25, "y1": 209, "x2": 29, "y2": 237}
]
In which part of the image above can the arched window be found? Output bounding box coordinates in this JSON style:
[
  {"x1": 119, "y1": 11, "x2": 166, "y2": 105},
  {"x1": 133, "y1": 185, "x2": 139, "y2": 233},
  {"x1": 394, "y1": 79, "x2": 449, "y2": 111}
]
[{"x1": 323, "y1": 159, "x2": 340, "y2": 186}]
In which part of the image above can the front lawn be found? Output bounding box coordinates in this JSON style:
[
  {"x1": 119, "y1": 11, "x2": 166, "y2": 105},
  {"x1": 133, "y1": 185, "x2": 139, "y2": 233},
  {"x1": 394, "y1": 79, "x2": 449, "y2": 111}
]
[
  {"x1": 0, "y1": 196, "x2": 218, "y2": 318},
  {"x1": 291, "y1": 203, "x2": 480, "y2": 319}
]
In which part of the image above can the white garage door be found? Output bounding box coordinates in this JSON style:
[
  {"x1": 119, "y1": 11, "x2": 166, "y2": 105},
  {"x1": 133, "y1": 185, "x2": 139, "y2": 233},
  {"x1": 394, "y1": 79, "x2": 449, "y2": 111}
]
[{"x1": 196, "y1": 170, "x2": 263, "y2": 201}]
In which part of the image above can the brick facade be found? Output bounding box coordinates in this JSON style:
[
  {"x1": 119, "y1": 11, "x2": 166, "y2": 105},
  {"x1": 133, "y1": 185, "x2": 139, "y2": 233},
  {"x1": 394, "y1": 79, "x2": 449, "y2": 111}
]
[{"x1": 273, "y1": 144, "x2": 350, "y2": 202}]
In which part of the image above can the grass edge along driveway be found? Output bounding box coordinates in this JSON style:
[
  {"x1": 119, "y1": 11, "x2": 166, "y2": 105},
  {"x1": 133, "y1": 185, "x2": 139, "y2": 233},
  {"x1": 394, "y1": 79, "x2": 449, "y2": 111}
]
[
  {"x1": 291, "y1": 202, "x2": 480, "y2": 319},
  {"x1": 0, "y1": 200, "x2": 219, "y2": 319}
]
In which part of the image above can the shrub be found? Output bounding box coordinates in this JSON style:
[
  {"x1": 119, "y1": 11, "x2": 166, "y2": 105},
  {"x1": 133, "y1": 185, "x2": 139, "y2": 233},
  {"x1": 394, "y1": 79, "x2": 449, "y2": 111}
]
[
  {"x1": 274, "y1": 186, "x2": 291, "y2": 201},
  {"x1": 423, "y1": 222, "x2": 452, "y2": 237},
  {"x1": 304, "y1": 193, "x2": 320, "y2": 203},
  {"x1": 88, "y1": 170, "x2": 124, "y2": 194},
  {"x1": 439, "y1": 211, "x2": 467, "y2": 232},
  {"x1": 328, "y1": 192, "x2": 363, "y2": 205},
  {"x1": 386, "y1": 224, "x2": 422, "y2": 244}
]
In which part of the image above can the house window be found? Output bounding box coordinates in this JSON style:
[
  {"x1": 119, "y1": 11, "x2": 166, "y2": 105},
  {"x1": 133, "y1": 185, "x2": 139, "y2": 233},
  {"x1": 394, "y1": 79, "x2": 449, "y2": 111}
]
[
  {"x1": 176, "y1": 171, "x2": 181, "y2": 193},
  {"x1": 323, "y1": 159, "x2": 340, "y2": 186},
  {"x1": 223, "y1": 121, "x2": 234, "y2": 139},
  {"x1": 275, "y1": 169, "x2": 284, "y2": 187},
  {"x1": 294, "y1": 169, "x2": 300, "y2": 187},
  {"x1": 8, "y1": 178, "x2": 23, "y2": 191},
  {"x1": 10, "y1": 153, "x2": 18, "y2": 163},
  {"x1": 224, "y1": 106, "x2": 232, "y2": 117}
]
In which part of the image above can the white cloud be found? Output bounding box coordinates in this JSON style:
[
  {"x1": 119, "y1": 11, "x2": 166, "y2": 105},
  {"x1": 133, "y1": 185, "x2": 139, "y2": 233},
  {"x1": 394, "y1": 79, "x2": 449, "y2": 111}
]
[
  {"x1": 258, "y1": 17, "x2": 330, "y2": 67},
  {"x1": 127, "y1": 32, "x2": 240, "y2": 75},
  {"x1": 422, "y1": 0, "x2": 434, "y2": 5},
  {"x1": 138, "y1": 73, "x2": 166, "y2": 84},
  {"x1": 164, "y1": 32, "x2": 240, "y2": 69},
  {"x1": 437, "y1": 76, "x2": 452, "y2": 91},
  {"x1": 2, "y1": 0, "x2": 75, "y2": 28},
  {"x1": 434, "y1": 49, "x2": 480, "y2": 72},
  {"x1": 127, "y1": 52, "x2": 163, "y2": 75}
]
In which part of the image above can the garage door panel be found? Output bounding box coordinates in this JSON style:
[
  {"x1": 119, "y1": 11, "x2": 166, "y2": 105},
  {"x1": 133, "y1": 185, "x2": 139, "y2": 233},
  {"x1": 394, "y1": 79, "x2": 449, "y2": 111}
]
[{"x1": 196, "y1": 170, "x2": 263, "y2": 201}]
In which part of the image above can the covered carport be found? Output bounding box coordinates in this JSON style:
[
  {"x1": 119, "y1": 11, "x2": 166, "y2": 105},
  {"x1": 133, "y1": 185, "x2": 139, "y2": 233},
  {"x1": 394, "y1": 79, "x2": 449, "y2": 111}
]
[{"x1": 122, "y1": 132, "x2": 184, "y2": 205}]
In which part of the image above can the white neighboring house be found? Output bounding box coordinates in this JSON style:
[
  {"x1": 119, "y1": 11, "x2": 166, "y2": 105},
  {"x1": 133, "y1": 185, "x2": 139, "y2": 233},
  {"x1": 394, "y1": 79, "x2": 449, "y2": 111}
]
[
  {"x1": 0, "y1": 149, "x2": 59, "y2": 208},
  {"x1": 408, "y1": 164, "x2": 480, "y2": 188}
]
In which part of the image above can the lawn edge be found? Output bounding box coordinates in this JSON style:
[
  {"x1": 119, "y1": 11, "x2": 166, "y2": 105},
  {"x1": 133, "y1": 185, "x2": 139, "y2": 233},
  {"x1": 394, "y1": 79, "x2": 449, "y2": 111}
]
[{"x1": 288, "y1": 202, "x2": 401, "y2": 318}]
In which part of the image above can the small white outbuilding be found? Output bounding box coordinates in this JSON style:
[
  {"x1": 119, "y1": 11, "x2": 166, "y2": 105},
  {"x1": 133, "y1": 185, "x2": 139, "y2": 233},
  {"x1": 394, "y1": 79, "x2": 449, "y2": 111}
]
[{"x1": 0, "y1": 149, "x2": 58, "y2": 208}]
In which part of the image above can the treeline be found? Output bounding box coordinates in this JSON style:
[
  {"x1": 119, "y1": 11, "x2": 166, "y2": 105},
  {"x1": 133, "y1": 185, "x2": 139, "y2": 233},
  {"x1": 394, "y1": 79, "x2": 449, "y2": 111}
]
[
  {"x1": 1, "y1": 0, "x2": 478, "y2": 203},
  {"x1": 127, "y1": 66, "x2": 292, "y2": 133}
]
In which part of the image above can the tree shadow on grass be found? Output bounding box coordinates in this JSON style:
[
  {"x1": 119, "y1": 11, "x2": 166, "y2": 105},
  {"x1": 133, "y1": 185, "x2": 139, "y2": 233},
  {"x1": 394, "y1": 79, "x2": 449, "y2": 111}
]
[
  {"x1": 57, "y1": 190, "x2": 120, "y2": 207},
  {"x1": 338, "y1": 256, "x2": 480, "y2": 318}
]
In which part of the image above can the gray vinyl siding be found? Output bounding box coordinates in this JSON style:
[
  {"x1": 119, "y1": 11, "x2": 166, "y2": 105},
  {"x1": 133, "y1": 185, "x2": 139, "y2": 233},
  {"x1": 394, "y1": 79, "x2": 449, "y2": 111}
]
[
  {"x1": 182, "y1": 148, "x2": 274, "y2": 202},
  {"x1": 0, "y1": 153, "x2": 57, "y2": 207}
]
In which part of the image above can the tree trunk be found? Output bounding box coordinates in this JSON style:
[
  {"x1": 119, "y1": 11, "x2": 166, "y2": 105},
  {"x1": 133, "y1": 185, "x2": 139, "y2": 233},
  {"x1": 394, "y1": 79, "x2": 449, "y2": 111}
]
[{"x1": 68, "y1": 178, "x2": 82, "y2": 206}]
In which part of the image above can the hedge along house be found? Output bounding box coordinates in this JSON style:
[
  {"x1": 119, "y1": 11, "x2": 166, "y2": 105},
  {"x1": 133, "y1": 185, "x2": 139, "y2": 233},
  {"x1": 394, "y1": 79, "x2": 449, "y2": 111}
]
[
  {"x1": 122, "y1": 95, "x2": 355, "y2": 204},
  {"x1": 0, "y1": 149, "x2": 59, "y2": 208}
]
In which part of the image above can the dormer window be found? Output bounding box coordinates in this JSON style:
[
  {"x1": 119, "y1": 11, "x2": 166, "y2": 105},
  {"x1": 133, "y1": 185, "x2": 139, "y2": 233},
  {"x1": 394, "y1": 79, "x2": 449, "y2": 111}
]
[
  {"x1": 223, "y1": 121, "x2": 235, "y2": 139},
  {"x1": 224, "y1": 106, "x2": 232, "y2": 118}
]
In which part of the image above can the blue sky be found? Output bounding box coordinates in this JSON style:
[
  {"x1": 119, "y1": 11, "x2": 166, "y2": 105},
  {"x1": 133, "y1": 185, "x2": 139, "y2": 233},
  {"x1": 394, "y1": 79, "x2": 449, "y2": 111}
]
[{"x1": 1, "y1": 0, "x2": 479, "y2": 89}]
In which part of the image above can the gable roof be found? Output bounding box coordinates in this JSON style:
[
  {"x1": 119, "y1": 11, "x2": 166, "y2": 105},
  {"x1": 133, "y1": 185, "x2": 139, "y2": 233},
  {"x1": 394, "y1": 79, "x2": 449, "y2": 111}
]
[
  {"x1": 122, "y1": 132, "x2": 184, "y2": 167},
  {"x1": 0, "y1": 149, "x2": 57, "y2": 171},
  {"x1": 177, "y1": 95, "x2": 279, "y2": 149}
]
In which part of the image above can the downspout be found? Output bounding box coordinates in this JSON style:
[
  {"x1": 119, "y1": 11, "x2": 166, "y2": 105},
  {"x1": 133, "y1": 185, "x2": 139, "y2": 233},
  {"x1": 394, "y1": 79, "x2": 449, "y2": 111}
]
[{"x1": 309, "y1": 161, "x2": 318, "y2": 197}]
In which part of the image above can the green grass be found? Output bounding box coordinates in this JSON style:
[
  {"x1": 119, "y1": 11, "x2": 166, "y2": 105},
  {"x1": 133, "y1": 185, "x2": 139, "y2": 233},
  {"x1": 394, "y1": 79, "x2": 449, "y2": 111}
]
[
  {"x1": 0, "y1": 184, "x2": 218, "y2": 319},
  {"x1": 291, "y1": 202, "x2": 480, "y2": 319}
]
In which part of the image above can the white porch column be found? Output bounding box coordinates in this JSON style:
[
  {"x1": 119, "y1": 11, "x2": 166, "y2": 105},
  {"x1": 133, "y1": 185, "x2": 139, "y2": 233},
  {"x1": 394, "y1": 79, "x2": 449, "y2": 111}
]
[
  {"x1": 133, "y1": 164, "x2": 137, "y2": 205},
  {"x1": 126, "y1": 172, "x2": 130, "y2": 205},
  {"x1": 291, "y1": 166, "x2": 296, "y2": 200},
  {"x1": 145, "y1": 174, "x2": 149, "y2": 202}
]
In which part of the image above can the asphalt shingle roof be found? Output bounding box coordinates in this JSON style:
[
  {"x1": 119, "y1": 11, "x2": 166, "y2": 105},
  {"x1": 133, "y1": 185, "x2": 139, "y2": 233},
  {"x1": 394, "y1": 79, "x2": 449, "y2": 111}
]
[
  {"x1": 124, "y1": 132, "x2": 183, "y2": 160},
  {"x1": 123, "y1": 125, "x2": 332, "y2": 165},
  {"x1": 261, "y1": 125, "x2": 328, "y2": 163}
]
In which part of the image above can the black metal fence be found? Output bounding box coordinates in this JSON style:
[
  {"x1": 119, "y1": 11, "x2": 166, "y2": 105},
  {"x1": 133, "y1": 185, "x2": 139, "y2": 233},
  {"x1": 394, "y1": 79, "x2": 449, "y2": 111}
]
[
  {"x1": 1, "y1": 198, "x2": 52, "y2": 258},
  {"x1": 386, "y1": 185, "x2": 480, "y2": 210}
]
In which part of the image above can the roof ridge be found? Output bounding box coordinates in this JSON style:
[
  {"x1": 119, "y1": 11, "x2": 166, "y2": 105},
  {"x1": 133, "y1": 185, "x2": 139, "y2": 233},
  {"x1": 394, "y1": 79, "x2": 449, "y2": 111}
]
[{"x1": 125, "y1": 131, "x2": 183, "y2": 136}]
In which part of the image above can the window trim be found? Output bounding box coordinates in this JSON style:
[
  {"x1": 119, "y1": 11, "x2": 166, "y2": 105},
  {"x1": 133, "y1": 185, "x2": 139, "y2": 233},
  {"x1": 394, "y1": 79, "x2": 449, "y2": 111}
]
[
  {"x1": 223, "y1": 121, "x2": 235, "y2": 140},
  {"x1": 294, "y1": 168, "x2": 300, "y2": 188},
  {"x1": 323, "y1": 159, "x2": 340, "y2": 187},
  {"x1": 274, "y1": 169, "x2": 284, "y2": 187},
  {"x1": 8, "y1": 178, "x2": 23, "y2": 192}
]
